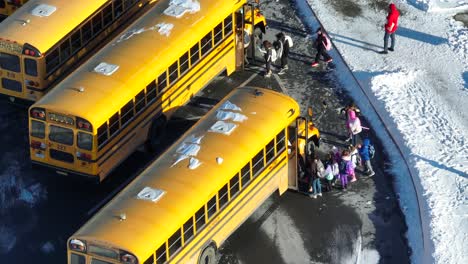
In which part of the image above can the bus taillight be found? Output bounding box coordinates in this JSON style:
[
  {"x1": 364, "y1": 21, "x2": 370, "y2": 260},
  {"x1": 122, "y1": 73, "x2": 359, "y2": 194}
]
[
  {"x1": 30, "y1": 140, "x2": 45, "y2": 150},
  {"x1": 76, "y1": 117, "x2": 93, "y2": 132},
  {"x1": 26, "y1": 80, "x2": 40, "y2": 87},
  {"x1": 22, "y1": 43, "x2": 41, "y2": 57},
  {"x1": 120, "y1": 252, "x2": 137, "y2": 264},
  {"x1": 30, "y1": 108, "x2": 46, "y2": 120},
  {"x1": 76, "y1": 152, "x2": 92, "y2": 161},
  {"x1": 69, "y1": 239, "x2": 86, "y2": 252}
]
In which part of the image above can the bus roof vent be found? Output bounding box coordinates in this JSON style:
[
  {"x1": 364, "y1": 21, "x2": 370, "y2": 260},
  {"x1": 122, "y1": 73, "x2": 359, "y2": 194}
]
[
  {"x1": 31, "y1": 4, "x2": 57, "y2": 17},
  {"x1": 164, "y1": 0, "x2": 201, "y2": 18},
  {"x1": 93, "y1": 62, "x2": 119, "y2": 76},
  {"x1": 136, "y1": 187, "x2": 165, "y2": 203}
]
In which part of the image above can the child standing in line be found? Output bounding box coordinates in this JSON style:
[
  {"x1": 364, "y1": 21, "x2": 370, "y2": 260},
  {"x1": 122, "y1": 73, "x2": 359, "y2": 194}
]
[
  {"x1": 338, "y1": 150, "x2": 352, "y2": 190},
  {"x1": 257, "y1": 40, "x2": 274, "y2": 77},
  {"x1": 358, "y1": 138, "x2": 375, "y2": 177},
  {"x1": 346, "y1": 110, "x2": 362, "y2": 146},
  {"x1": 348, "y1": 145, "x2": 359, "y2": 182}
]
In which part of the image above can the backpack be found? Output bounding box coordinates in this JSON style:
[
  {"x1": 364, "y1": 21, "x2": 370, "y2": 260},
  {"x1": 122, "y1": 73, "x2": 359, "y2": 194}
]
[
  {"x1": 284, "y1": 35, "x2": 293, "y2": 47},
  {"x1": 338, "y1": 159, "x2": 347, "y2": 174},
  {"x1": 271, "y1": 48, "x2": 278, "y2": 62},
  {"x1": 323, "y1": 34, "x2": 332, "y2": 51},
  {"x1": 368, "y1": 144, "x2": 375, "y2": 159},
  {"x1": 324, "y1": 165, "x2": 334, "y2": 180},
  {"x1": 273, "y1": 40, "x2": 283, "y2": 60}
]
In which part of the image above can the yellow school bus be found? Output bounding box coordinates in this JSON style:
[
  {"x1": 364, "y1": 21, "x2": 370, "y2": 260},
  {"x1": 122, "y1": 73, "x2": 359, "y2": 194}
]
[
  {"x1": 28, "y1": 0, "x2": 266, "y2": 182},
  {"x1": 67, "y1": 86, "x2": 320, "y2": 264},
  {"x1": 0, "y1": 0, "x2": 151, "y2": 104},
  {"x1": 0, "y1": 0, "x2": 28, "y2": 19}
]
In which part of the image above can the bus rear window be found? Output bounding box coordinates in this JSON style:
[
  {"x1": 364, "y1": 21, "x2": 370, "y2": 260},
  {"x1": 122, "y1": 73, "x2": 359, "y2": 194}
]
[
  {"x1": 24, "y1": 58, "x2": 38, "y2": 76},
  {"x1": 70, "y1": 253, "x2": 85, "y2": 264},
  {"x1": 31, "y1": 120, "x2": 45, "y2": 138},
  {"x1": 77, "y1": 132, "x2": 93, "y2": 150},
  {"x1": 0, "y1": 52, "x2": 20, "y2": 72},
  {"x1": 49, "y1": 125, "x2": 73, "y2": 146}
]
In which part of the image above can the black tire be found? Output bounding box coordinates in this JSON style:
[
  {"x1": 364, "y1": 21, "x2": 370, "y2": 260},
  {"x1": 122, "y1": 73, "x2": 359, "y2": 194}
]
[
  {"x1": 147, "y1": 117, "x2": 166, "y2": 152},
  {"x1": 198, "y1": 243, "x2": 217, "y2": 264}
]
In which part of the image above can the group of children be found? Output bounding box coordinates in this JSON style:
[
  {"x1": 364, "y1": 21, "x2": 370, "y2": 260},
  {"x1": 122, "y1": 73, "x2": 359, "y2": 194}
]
[
  {"x1": 256, "y1": 27, "x2": 334, "y2": 77},
  {"x1": 300, "y1": 138, "x2": 375, "y2": 198}
]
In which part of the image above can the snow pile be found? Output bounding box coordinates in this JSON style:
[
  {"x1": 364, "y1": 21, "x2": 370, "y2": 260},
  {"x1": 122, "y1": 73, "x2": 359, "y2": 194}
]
[
  {"x1": 302, "y1": 0, "x2": 468, "y2": 263},
  {"x1": 406, "y1": 0, "x2": 468, "y2": 11}
]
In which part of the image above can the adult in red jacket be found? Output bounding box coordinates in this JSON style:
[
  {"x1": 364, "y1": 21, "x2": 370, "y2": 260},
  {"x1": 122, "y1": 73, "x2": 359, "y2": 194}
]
[{"x1": 380, "y1": 3, "x2": 400, "y2": 54}]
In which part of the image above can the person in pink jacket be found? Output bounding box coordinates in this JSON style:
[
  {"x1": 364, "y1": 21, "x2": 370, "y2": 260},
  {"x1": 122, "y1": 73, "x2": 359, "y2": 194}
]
[
  {"x1": 380, "y1": 3, "x2": 400, "y2": 54},
  {"x1": 346, "y1": 110, "x2": 362, "y2": 146}
]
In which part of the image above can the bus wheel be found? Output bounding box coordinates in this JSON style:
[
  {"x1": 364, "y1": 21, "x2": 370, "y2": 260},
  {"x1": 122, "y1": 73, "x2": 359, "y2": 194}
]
[
  {"x1": 198, "y1": 243, "x2": 217, "y2": 264},
  {"x1": 147, "y1": 117, "x2": 166, "y2": 152}
]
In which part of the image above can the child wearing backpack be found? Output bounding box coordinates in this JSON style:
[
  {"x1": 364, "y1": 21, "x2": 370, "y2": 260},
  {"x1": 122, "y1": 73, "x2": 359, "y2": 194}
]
[
  {"x1": 338, "y1": 150, "x2": 352, "y2": 190},
  {"x1": 311, "y1": 27, "x2": 333, "y2": 67},
  {"x1": 358, "y1": 138, "x2": 375, "y2": 177},
  {"x1": 275, "y1": 32, "x2": 293, "y2": 74},
  {"x1": 257, "y1": 40, "x2": 277, "y2": 78}
]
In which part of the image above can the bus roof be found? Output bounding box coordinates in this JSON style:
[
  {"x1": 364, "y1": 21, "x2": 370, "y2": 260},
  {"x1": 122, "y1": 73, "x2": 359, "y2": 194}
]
[
  {"x1": 32, "y1": 0, "x2": 246, "y2": 127},
  {"x1": 71, "y1": 87, "x2": 300, "y2": 260},
  {"x1": 0, "y1": 0, "x2": 112, "y2": 53}
]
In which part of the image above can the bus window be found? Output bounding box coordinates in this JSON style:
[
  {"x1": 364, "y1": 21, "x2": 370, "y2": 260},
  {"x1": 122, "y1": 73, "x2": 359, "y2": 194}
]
[
  {"x1": 77, "y1": 132, "x2": 93, "y2": 150},
  {"x1": 168, "y1": 229, "x2": 182, "y2": 256},
  {"x1": 81, "y1": 21, "x2": 92, "y2": 44},
  {"x1": 156, "y1": 244, "x2": 167, "y2": 264},
  {"x1": 224, "y1": 14, "x2": 233, "y2": 35},
  {"x1": 24, "y1": 58, "x2": 38, "y2": 76},
  {"x1": 45, "y1": 49, "x2": 59, "y2": 73},
  {"x1": 241, "y1": 163, "x2": 250, "y2": 187},
  {"x1": 31, "y1": 120, "x2": 45, "y2": 138},
  {"x1": 179, "y1": 52, "x2": 189, "y2": 75},
  {"x1": 276, "y1": 129, "x2": 286, "y2": 153},
  {"x1": 189, "y1": 43, "x2": 200, "y2": 66},
  {"x1": 109, "y1": 113, "x2": 120, "y2": 135},
  {"x1": 60, "y1": 40, "x2": 71, "y2": 62},
  {"x1": 135, "y1": 90, "x2": 146, "y2": 113},
  {"x1": 146, "y1": 81, "x2": 157, "y2": 103},
  {"x1": 120, "y1": 99, "x2": 134, "y2": 126},
  {"x1": 103, "y1": 5, "x2": 113, "y2": 27},
  {"x1": 252, "y1": 149, "x2": 264, "y2": 176},
  {"x1": 168, "y1": 61, "x2": 178, "y2": 85},
  {"x1": 143, "y1": 255, "x2": 154, "y2": 264},
  {"x1": 70, "y1": 31, "x2": 81, "y2": 54},
  {"x1": 157, "y1": 72, "x2": 167, "y2": 92},
  {"x1": 183, "y1": 217, "x2": 194, "y2": 244},
  {"x1": 201, "y1": 32, "x2": 212, "y2": 55},
  {"x1": 265, "y1": 139, "x2": 275, "y2": 163},
  {"x1": 0, "y1": 52, "x2": 20, "y2": 72},
  {"x1": 214, "y1": 23, "x2": 223, "y2": 45},
  {"x1": 207, "y1": 195, "x2": 217, "y2": 219},
  {"x1": 229, "y1": 173, "x2": 240, "y2": 198},
  {"x1": 195, "y1": 206, "x2": 206, "y2": 231},
  {"x1": 49, "y1": 125, "x2": 74, "y2": 146},
  {"x1": 70, "y1": 253, "x2": 85, "y2": 264},
  {"x1": 97, "y1": 123, "x2": 108, "y2": 147},
  {"x1": 218, "y1": 184, "x2": 228, "y2": 209},
  {"x1": 114, "y1": 0, "x2": 123, "y2": 17},
  {"x1": 92, "y1": 13, "x2": 103, "y2": 36}
]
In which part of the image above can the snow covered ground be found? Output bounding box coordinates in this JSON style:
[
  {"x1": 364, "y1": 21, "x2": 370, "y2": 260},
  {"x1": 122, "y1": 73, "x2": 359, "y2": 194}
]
[{"x1": 300, "y1": 0, "x2": 467, "y2": 263}]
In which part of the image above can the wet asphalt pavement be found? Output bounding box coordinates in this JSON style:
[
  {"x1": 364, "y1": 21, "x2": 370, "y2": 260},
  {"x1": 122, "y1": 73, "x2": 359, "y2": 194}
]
[{"x1": 0, "y1": 0, "x2": 410, "y2": 263}]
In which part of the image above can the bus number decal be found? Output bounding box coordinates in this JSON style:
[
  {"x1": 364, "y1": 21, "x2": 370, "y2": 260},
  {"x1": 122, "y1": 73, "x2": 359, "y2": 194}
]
[{"x1": 57, "y1": 144, "x2": 66, "y2": 151}]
